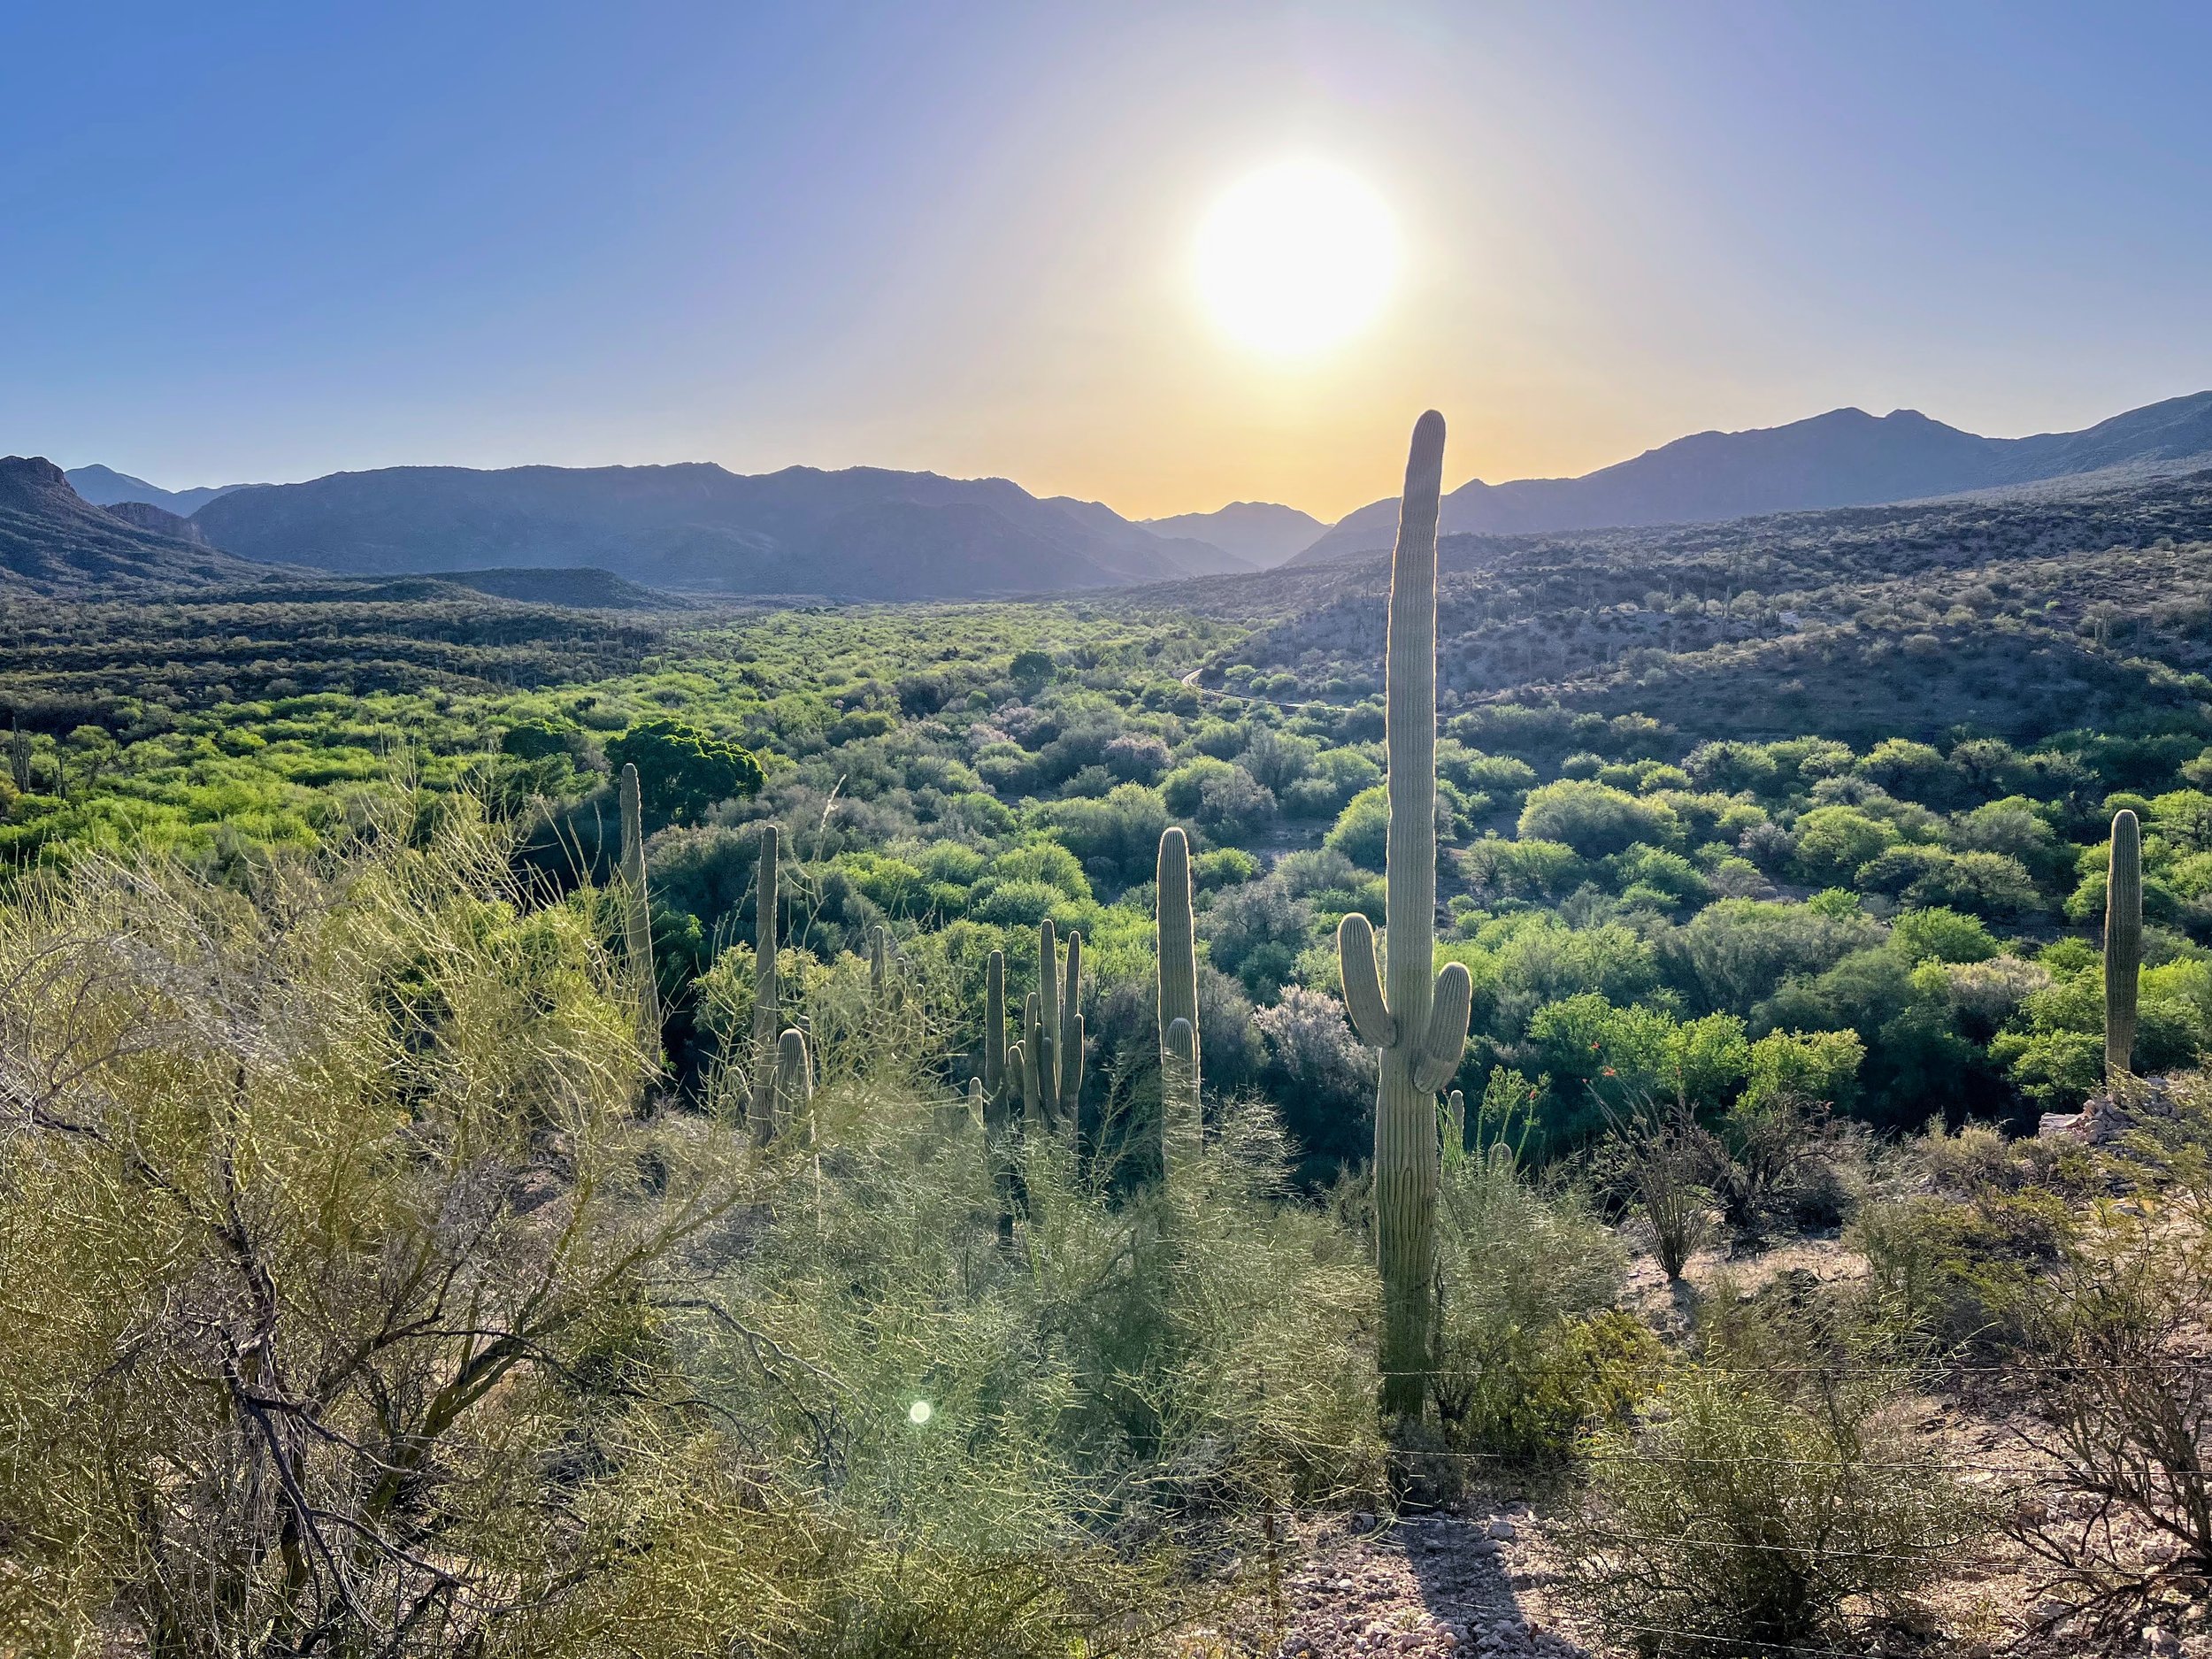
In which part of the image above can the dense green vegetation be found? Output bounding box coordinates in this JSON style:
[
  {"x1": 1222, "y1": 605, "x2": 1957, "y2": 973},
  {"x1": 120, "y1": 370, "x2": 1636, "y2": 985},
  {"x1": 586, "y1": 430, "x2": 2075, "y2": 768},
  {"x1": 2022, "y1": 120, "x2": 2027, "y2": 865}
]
[{"x1": 16, "y1": 488, "x2": 2212, "y2": 1156}]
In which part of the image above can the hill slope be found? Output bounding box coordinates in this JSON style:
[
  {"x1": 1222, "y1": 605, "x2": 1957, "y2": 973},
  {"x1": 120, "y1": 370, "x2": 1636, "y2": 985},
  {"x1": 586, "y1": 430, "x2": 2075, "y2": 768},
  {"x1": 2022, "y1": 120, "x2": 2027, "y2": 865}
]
[
  {"x1": 1297, "y1": 391, "x2": 2212, "y2": 561},
  {"x1": 0, "y1": 457, "x2": 266, "y2": 595},
  {"x1": 1124, "y1": 464, "x2": 2212, "y2": 746},
  {"x1": 190, "y1": 461, "x2": 1250, "y2": 596}
]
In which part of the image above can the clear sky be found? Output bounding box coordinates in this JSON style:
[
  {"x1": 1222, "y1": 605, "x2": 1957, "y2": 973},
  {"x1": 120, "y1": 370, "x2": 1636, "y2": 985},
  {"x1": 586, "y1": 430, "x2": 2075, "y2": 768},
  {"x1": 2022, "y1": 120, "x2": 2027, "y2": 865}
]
[{"x1": 4, "y1": 2, "x2": 2209, "y2": 520}]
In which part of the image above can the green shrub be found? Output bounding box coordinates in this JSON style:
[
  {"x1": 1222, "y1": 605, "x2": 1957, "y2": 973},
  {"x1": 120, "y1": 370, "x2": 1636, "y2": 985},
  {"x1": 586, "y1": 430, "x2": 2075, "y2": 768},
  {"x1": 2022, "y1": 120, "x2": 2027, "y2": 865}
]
[
  {"x1": 1559, "y1": 1364, "x2": 1984, "y2": 1657},
  {"x1": 1429, "y1": 1148, "x2": 1648, "y2": 1461},
  {"x1": 1889, "y1": 905, "x2": 1999, "y2": 964}
]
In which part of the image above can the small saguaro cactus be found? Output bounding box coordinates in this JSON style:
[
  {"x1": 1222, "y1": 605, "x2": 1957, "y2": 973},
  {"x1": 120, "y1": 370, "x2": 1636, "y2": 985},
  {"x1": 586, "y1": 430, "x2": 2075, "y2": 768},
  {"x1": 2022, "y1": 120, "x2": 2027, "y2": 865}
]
[
  {"x1": 1337, "y1": 410, "x2": 1475, "y2": 1419},
  {"x1": 1444, "y1": 1089, "x2": 1467, "y2": 1164},
  {"x1": 746, "y1": 824, "x2": 782, "y2": 1144},
  {"x1": 618, "y1": 764, "x2": 662, "y2": 1045},
  {"x1": 772, "y1": 1027, "x2": 814, "y2": 1132},
  {"x1": 981, "y1": 949, "x2": 1010, "y2": 1120},
  {"x1": 869, "y1": 924, "x2": 904, "y2": 1010},
  {"x1": 1156, "y1": 826, "x2": 1202, "y2": 1166},
  {"x1": 1016, "y1": 920, "x2": 1084, "y2": 1132},
  {"x1": 2107, "y1": 808, "x2": 2143, "y2": 1078}
]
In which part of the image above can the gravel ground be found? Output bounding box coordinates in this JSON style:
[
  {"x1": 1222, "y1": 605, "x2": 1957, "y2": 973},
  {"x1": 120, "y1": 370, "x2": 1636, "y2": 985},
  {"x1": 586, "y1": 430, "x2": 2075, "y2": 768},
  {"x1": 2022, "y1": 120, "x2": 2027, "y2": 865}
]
[{"x1": 1166, "y1": 1503, "x2": 1596, "y2": 1659}]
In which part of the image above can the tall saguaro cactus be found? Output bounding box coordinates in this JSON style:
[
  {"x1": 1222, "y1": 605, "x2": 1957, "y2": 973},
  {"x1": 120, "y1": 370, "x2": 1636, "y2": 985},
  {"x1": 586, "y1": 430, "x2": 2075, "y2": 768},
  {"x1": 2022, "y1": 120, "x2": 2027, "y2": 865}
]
[
  {"x1": 1017, "y1": 920, "x2": 1084, "y2": 1132},
  {"x1": 747, "y1": 825, "x2": 782, "y2": 1144},
  {"x1": 1156, "y1": 826, "x2": 1202, "y2": 1167},
  {"x1": 618, "y1": 764, "x2": 662, "y2": 1046},
  {"x1": 2107, "y1": 808, "x2": 2142, "y2": 1078},
  {"x1": 1337, "y1": 410, "x2": 1475, "y2": 1418}
]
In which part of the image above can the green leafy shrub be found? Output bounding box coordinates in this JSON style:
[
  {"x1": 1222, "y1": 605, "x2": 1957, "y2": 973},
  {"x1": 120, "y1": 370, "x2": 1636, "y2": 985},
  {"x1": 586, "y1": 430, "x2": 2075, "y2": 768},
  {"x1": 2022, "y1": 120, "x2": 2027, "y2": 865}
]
[
  {"x1": 1429, "y1": 1147, "x2": 1649, "y2": 1461},
  {"x1": 1559, "y1": 1363, "x2": 1984, "y2": 1657}
]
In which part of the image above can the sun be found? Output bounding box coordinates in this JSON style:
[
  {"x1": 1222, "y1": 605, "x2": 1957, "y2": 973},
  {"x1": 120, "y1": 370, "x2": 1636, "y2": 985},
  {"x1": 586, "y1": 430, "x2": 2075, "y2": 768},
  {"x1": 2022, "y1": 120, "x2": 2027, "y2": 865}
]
[{"x1": 1194, "y1": 160, "x2": 1399, "y2": 357}]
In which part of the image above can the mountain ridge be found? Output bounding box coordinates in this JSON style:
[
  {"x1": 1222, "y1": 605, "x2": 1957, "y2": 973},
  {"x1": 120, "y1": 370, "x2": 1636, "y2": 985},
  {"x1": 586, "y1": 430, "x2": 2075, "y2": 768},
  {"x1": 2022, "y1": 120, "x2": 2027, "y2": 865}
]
[
  {"x1": 65, "y1": 464, "x2": 253, "y2": 516},
  {"x1": 1294, "y1": 390, "x2": 2212, "y2": 562},
  {"x1": 188, "y1": 458, "x2": 1253, "y2": 598},
  {"x1": 1141, "y1": 501, "x2": 1324, "y2": 569}
]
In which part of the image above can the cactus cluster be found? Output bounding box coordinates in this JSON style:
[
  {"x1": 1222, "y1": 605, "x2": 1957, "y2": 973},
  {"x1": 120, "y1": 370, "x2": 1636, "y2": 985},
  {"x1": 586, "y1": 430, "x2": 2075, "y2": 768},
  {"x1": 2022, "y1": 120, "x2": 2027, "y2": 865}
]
[
  {"x1": 1009, "y1": 920, "x2": 1084, "y2": 1131},
  {"x1": 1336, "y1": 411, "x2": 1474, "y2": 1418},
  {"x1": 617, "y1": 763, "x2": 662, "y2": 1046},
  {"x1": 2107, "y1": 807, "x2": 2142, "y2": 1078}
]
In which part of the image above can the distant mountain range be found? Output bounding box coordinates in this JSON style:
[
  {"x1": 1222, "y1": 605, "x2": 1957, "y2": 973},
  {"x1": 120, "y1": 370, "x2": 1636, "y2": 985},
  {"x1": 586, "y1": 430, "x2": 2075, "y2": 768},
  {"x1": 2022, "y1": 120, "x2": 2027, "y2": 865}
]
[
  {"x1": 187, "y1": 463, "x2": 1254, "y2": 599},
  {"x1": 0, "y1": 457, "x2": 264, "y2": 595},
  {"x1": 1141, "y1": 501, "x2": 1325, "y2": 569},
  {"x1": 1293, "y1": 390, "x2": 2212, "y2": 563},
  {"x1": 38, "y1": 388, "x2": 2212, "y2": 598},
  {"x1": 65, "y1": 464, "x2": 253, "y2": 516}
]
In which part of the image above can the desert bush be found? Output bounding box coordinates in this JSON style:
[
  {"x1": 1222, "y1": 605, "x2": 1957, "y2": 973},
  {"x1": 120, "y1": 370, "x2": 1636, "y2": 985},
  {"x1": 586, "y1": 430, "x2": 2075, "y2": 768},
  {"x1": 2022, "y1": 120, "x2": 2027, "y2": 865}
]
[
  {"x1": 0, "y1": 801, "x2": 1382, "y2": 1656},
  {"x1": 2008, "y1": 1196, "x2": 2212, "y2": 1641},
  {"x1": 1558, "y1": 1360, "x2": 1983, "y2": 1656},
  {"x1": 1849, "y1": 1183, "x2": 2073, "y2": 1349},
  {"x1": 1428, "y1": 1148, "x2": 1651, "y2": 1463}
]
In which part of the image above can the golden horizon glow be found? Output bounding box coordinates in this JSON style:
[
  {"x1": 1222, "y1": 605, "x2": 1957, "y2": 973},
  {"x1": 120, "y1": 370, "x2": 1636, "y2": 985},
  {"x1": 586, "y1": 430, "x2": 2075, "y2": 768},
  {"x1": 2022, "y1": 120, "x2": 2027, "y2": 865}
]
[{"x1": 1194, "y1": 161, "x2": 1399, "y2": 359}]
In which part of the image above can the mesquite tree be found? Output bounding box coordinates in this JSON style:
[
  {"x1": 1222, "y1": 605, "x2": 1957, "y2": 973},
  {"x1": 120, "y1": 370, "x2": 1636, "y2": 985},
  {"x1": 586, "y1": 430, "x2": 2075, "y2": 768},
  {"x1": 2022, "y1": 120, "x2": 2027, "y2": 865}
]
[
  {"x1": 2107, "y1": 808, "x2": 2142, "y2": 1077},
  {"x1": 1337, "y1": 410, "x2": 1474, "y2": 1418}
]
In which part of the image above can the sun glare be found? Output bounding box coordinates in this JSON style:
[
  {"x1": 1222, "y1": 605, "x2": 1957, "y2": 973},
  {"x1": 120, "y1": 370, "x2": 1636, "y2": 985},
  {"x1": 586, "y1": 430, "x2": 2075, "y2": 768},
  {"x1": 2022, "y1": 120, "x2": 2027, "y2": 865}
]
[{"x1": 1194, "y1": 160, "x2": 1398, "y2": 357}]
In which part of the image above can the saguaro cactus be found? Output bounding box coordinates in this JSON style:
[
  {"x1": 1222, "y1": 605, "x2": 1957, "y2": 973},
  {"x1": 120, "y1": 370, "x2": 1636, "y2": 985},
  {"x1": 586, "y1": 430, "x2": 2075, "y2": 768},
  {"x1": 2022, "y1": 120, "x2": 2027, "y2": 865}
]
[
  {"x1": 982, "y1": 949, "x2": 1010, "y2": 1118},
  {"x1": 1156, "y1": 826, "x2": 1202, "y2": 1166},
  {"x1": 1444, "y1": 1089, "x2": 1466, "y2": 1164},
  {"x1": 747, "y1": 825, "x2": 782, "y2": 1144},
  {"x1": 1337, "y1": 410, "x2": 1474, "y2": 1418},
  {"x1": 1017, "y1": 921, "x2": 1084, "y2": 1131},
  {"x1": 618, "y1": 764, "x2": 662, "y2": 1045},
  {"x1": 772, "y1": 1027, "x2": 814, "y2": 1132},
  {"x1": 869, "y1": 924, "x2": 905, "y2": 1010},
  {"x1": 2107, "y1": 808, "x2": 2142, "y2": 1078}
]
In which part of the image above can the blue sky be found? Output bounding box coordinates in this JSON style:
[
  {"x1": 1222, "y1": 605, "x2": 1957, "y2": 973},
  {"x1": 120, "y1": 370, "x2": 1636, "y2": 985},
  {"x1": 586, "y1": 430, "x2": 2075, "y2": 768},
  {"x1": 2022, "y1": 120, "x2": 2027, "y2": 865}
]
[{"x1": 4, "y1": 2, "x2": 2208, "y2": 518}]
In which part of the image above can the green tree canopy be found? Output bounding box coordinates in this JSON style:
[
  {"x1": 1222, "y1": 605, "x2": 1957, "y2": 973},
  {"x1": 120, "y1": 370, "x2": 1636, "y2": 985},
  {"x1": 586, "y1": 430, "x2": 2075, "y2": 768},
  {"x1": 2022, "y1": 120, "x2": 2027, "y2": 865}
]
[{"x1": 604, "y1": 718, "x2": 764, "y2": 820}]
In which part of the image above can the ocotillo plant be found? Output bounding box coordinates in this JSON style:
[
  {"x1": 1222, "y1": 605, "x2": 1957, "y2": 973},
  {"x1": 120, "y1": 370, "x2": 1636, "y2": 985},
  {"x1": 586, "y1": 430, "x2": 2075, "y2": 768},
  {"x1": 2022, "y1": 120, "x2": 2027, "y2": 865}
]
[
  {"x1": 1337, "y1": 409, "x2": 1475, "y2": 1419},
  {"x1": 1156, "y1": 826, "x2": 1201, "y2": 1168},
  {"x1": 2107, "y1": 808, "x2": 2142, "y2": 1078},
  {"x1": 746, "y1": 825, "x2": 781, "y2": 1144},
  {"x1": 1017, "y1": 921, "x2": 1084, "y2": 1132},
  {"x1": 617, "y1": 764, "x2": 661, "y2": 1045}
]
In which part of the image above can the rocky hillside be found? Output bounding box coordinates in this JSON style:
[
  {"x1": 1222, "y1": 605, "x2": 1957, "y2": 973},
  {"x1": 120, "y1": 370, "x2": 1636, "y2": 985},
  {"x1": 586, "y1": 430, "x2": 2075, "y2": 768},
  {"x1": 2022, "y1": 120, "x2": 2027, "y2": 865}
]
[{"x1": 0, "y1": 457, "x2": 265, "y2": 595}]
